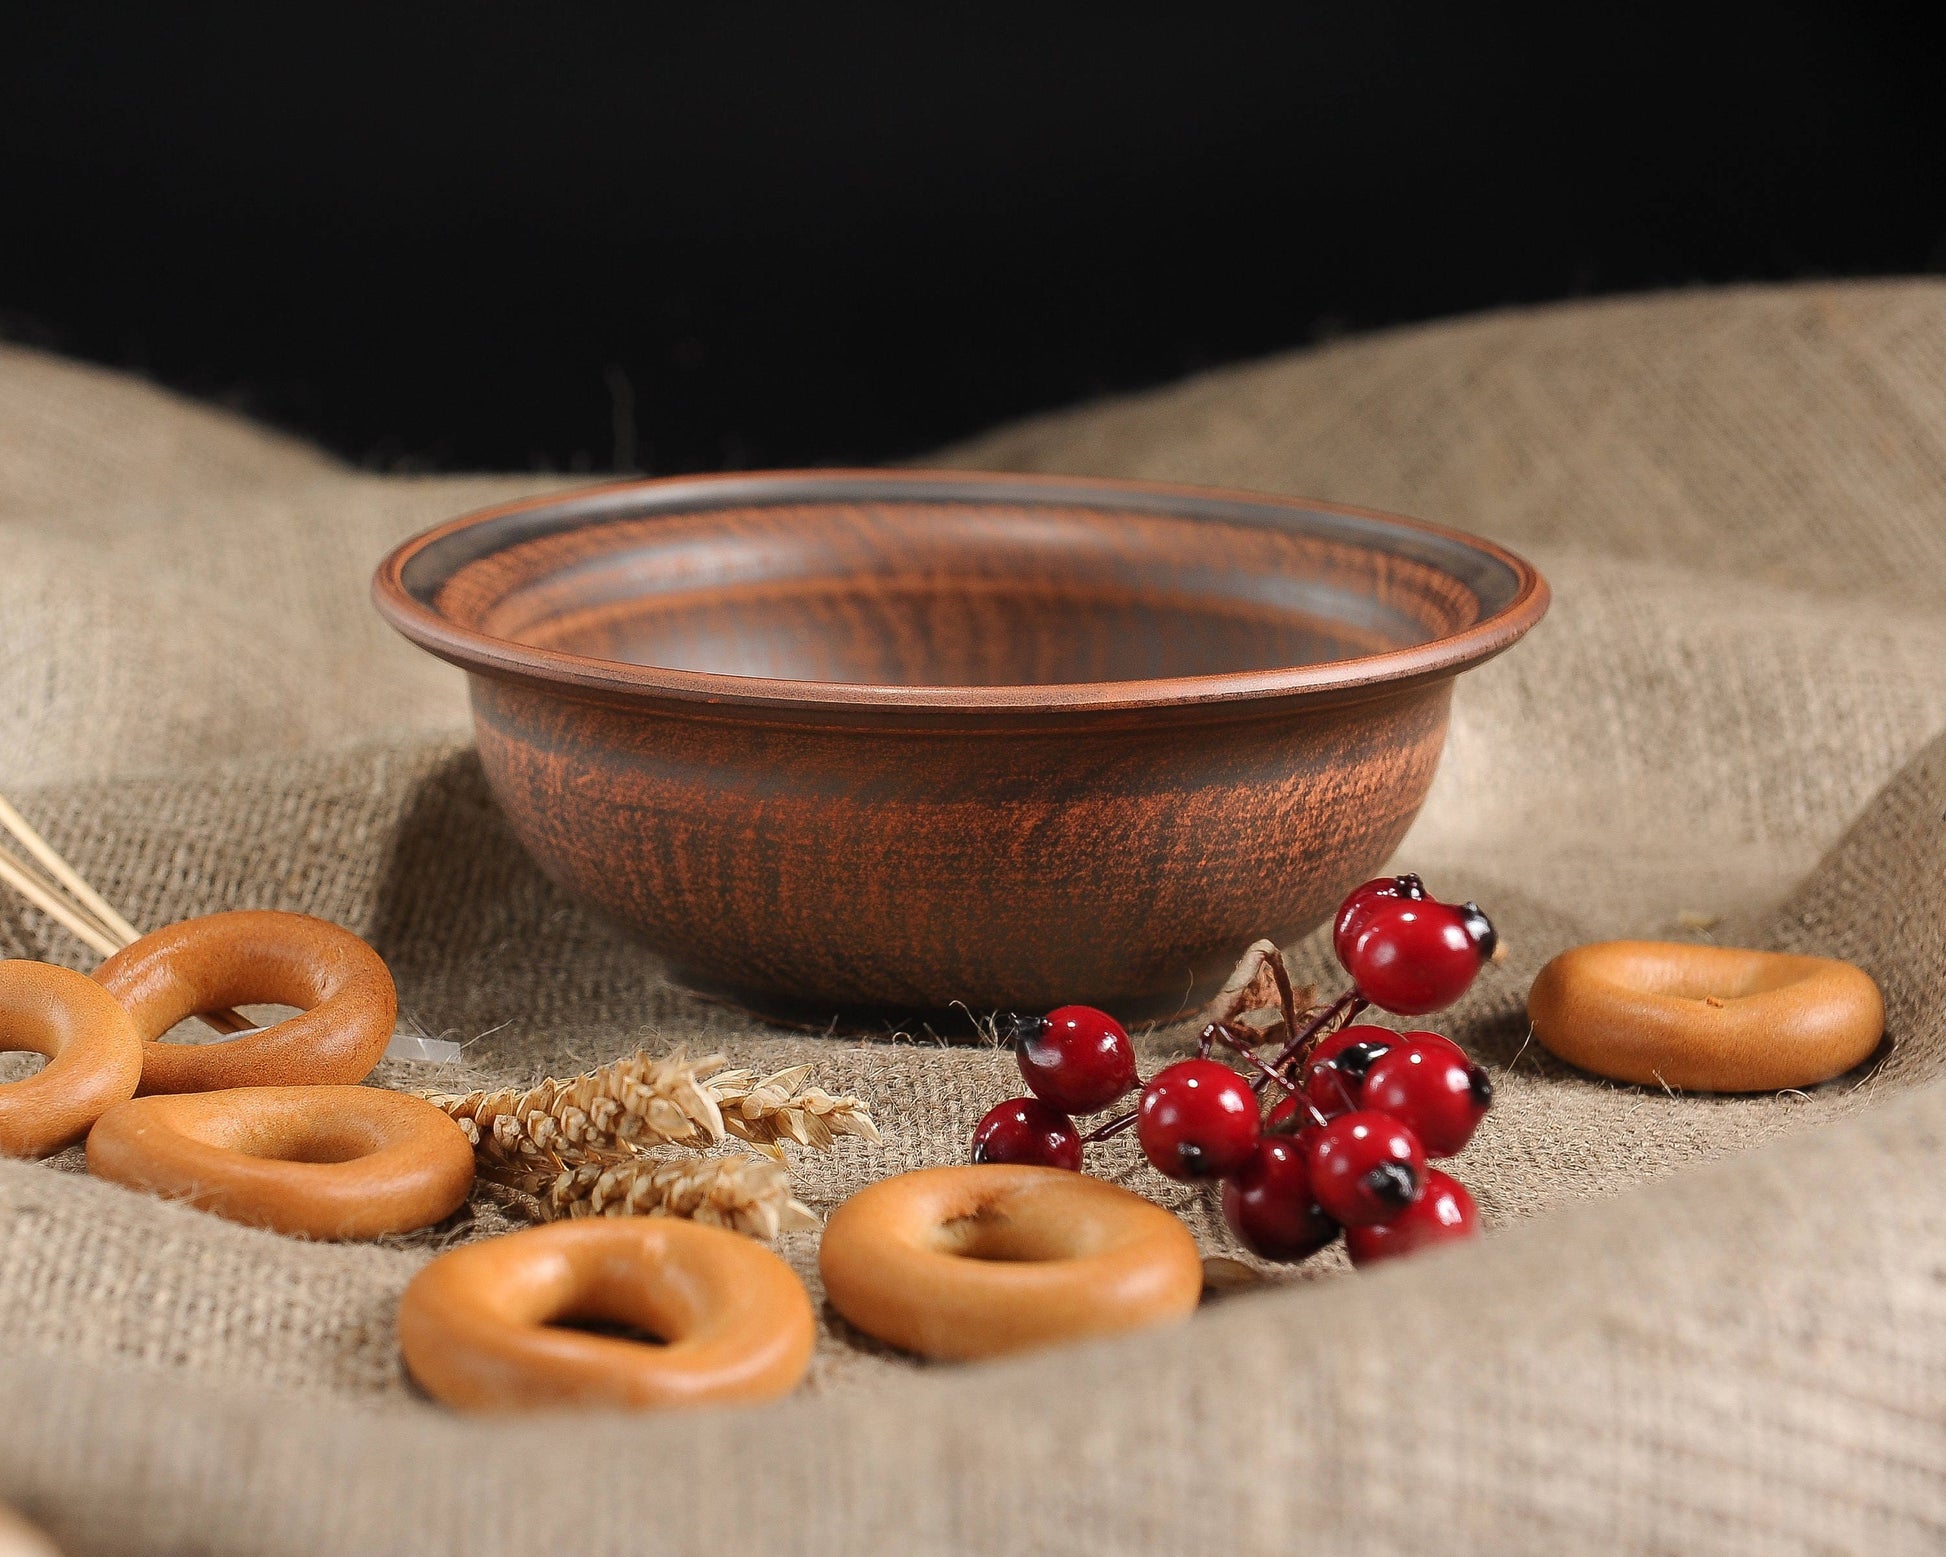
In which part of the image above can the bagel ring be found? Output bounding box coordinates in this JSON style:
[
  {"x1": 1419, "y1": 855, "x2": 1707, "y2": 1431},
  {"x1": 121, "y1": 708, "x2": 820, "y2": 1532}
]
[
  {"x1": 819, "y1": 1164, "x2": 1203, "y2": 1361},
  {"x1": 85, "y1": 1085, "x2": 476, "y2": 1238},
  {"x1": 92, "y1": 910, "x2": 396, "y2": 1093},
  {"x1": 0, "y1": 961, "x2": 144, "y2": 1157},
  {"x1": 397, "y1": 1218, "x2": 816, "y2": 1412},
  {"x1": 1528, "y1": 939, "x2": 1884, "y2": 1092}
]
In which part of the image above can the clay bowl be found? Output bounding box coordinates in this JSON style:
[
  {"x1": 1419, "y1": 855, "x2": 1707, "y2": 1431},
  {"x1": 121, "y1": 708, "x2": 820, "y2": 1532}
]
[{"x1": 373, "y1": 470, "x2": 1547, "y2": 1024}]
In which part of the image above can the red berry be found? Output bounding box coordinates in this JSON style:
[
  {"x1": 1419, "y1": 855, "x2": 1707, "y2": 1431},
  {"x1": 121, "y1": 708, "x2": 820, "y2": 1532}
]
[
  {"x1": 1137, "y1": 1059, "x2": 1260, "y2": 1180},
  {"x1": 1306, "y1": 1110, "x2": 1426, "y2": 1224},
  {"x1": 1296, "y1": 1024, "x2": 1397, "y2": 1118},
  {"x1": 1343, "y1": 898, "x2": 1496, "y2": 1015},
  {"x1": 1394, "y1": 1028, "x2": 1470, "y2": 1064},
  {"x1": 1266, "y1": 1090, "x2": 1307, "y2": 1133},
  {"x1": 1360, "y1": 1039, "x2": 1493, "y2": 1157},
  {"x1": 1013, "y1": 1005, "x2": 1138, "y2": 1115},
  {"x1": 1345, "y1": 1170, "x2": 1479, "y2": 1266},
  {"x1": 970, "y1": 1097, "x2": 1083, "y2": 1171},
  {"x1": 1332, "y1": 873, "x2": 1425, "y2": 969},
  {"x1": 1221, "y1": 1138, "x2": 1340, "y2": 1262},
  {"x1": 1265, "y1": 1089, "x2": 1329, "y2": 1144}
]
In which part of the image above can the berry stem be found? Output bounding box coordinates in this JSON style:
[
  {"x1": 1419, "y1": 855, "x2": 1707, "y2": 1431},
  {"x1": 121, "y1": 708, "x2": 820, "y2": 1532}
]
[
  {"x1": 1078, "y1": 990, "x2": 1368, "y2": 1147},
  {"x1": 1204, "y1": 1022, "x2": 1292, "y2": 1092},
  {"x1": 1259, "y1": 988, "x2": 1369, "y2": 1091},
  {"x1": 1264, "y1": 1096, "x2": 1334, "y2": 1135},
  {"x1": 1081, "y1": 1108, "x2": 1139, "y2": 1143}
]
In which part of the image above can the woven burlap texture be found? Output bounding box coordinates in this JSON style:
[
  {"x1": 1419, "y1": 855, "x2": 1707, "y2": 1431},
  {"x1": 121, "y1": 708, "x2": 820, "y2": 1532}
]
[{"x1": 1, "y1": 278, "x2": 1944, "y2": 1554}]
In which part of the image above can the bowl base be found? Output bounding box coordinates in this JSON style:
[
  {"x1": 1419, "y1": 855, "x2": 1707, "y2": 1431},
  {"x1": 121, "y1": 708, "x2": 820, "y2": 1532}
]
[{"x1": 668, "y1": 966, "x2": 1223, "y2": 1041}]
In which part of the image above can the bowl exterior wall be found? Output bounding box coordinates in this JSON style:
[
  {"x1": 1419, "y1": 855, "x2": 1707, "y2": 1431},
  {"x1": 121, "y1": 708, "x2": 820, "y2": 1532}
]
[{"x1": 467, "y1": 675, "x2": 1453, "y2": 1016}]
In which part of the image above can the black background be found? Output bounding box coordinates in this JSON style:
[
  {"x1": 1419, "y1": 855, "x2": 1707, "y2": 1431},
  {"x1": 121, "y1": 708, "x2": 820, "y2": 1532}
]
[{"x1": 6, "y1": 4, "x2": 1943, "y2": 474}]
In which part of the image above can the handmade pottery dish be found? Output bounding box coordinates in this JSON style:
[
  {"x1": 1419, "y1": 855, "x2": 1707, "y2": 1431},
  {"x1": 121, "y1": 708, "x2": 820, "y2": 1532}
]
[{"x1": 373, "y1": 471, "x2": 1547, "y2": 1022}]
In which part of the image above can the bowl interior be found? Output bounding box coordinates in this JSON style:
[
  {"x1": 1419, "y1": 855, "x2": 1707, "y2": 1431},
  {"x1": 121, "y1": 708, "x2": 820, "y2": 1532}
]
[{"x1": 424, "y1": 490, "x2": 1510, "y2": 689}]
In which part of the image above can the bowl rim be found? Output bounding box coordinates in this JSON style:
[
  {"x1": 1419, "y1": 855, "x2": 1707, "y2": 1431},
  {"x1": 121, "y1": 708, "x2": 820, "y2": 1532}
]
[{"x1": 371, "y1": 468, "x2": 1550, "y2": 714}]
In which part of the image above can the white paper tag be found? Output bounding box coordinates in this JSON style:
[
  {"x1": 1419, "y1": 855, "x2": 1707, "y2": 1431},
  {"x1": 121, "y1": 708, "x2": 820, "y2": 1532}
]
[{"x1": 383, "y1": 1029, "x2": 466, "y2": 1064}]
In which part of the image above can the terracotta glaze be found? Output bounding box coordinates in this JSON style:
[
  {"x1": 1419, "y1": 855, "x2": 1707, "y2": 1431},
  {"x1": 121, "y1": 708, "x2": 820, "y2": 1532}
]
[{"x1": 374, "y1": 471, "x2": 1547, "y2": 1020}]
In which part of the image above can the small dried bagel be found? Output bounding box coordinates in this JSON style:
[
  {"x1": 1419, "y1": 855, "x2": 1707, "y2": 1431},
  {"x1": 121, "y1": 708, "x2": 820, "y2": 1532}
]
[
  {"x1": 398, "y1": 1218, "x2": 816, "y2": 1412},
  {"x1": 86, "y1": 1085, "x2": 475, "y2": 1239},
  {"x1": 93, "y1": 910, "x2": 396, "y2": 1093},
  {"x1": 0, "y1": 960, "x2": 144, "y2": 1157},
  {"x1": 819, "y1": 1164, "x2": 1203, "y2": 1360},
  {"x1": 1528, "y1": 940, "x2": 1883, "y2": 1093}
]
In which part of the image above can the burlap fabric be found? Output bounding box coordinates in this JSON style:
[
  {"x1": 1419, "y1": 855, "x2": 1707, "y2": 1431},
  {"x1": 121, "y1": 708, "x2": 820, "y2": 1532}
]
[{"x1": 0, "y1": 279, "x2": 1943, "y2": 1553}]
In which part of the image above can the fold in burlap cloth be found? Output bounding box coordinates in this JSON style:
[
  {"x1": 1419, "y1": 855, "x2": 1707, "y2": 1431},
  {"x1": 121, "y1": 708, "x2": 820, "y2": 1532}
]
[{"x1": 2, "y1": 280, "x2": 1944, "y2": 1554}]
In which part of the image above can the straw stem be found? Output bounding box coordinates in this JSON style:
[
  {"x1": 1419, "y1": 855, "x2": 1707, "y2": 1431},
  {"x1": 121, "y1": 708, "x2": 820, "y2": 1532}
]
[
  {"x1": 0, "y1": 846, "x2": 123, "y2": 959},
  {"x1": 0, "y1": 794, "x2": 142, "y2": 945}
]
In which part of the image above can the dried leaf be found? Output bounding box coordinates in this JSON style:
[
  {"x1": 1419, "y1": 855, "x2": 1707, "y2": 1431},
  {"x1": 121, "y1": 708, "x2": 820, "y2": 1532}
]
[{"x1": 1193, "y1": 939, "x2": 1312, "y2": 1040}]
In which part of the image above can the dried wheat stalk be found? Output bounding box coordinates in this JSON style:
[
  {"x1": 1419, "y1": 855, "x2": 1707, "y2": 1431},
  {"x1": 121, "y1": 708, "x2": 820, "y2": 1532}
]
[
  {"x1": 428, "y1": 1050, "x2": 878, "y2": 1172},
  {"x1": 430, "y1": 1050, "x2": 728, "y2": 1172},
  {"x1": 491, "y1": 1149, "x2": 818, "y2": 1241},
  {"x1": 430, "y1": 1049, "x2": 877, "y2": 1239},
  {"x1": 709, "y1": 1063, "x2": 883, "y2": 1152}
]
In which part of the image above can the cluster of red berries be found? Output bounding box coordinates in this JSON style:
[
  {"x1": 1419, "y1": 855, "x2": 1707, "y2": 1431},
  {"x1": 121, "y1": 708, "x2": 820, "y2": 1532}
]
[{"x1": 970, "y1": 873, "x2": 1498, "y2": 1267}]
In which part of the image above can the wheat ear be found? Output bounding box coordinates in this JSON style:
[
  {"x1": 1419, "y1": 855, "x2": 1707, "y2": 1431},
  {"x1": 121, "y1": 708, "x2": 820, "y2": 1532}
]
[
  {"x1": 428, "y1": 1050, "x2": 732, "y2": 1173},
  {"x1": 492, "y1": 1150, "x2": 818, "y2": 1240},
  {"x1": 428, "y1": 1051, "x2": 878, "y2": 1169},
  {"x1": 709, "y1": 1063, "x2": 882, "y2": 1153}
]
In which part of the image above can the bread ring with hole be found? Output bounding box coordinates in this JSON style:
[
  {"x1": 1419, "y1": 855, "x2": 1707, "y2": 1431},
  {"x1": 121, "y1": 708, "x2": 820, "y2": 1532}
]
[
  {"x1": 0, "y1": 960, "x2": 144, "y2": 1157},
  {"x1": 92, "y1": 910, "x2": 396, "y2": 1093},
  {"x1": 396, "y1": 1218, "x2": 816, "y2": 1412},
  {"x1": 818, "y1": 1163, "x2": 1203, "y2": 1361},
  {"x1": 1527, "y1": 940, "x2": 1884, "y2": 1092},
  {"x1": 85, "y1": 1085, "x2": 476, "y2": 1238}
]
